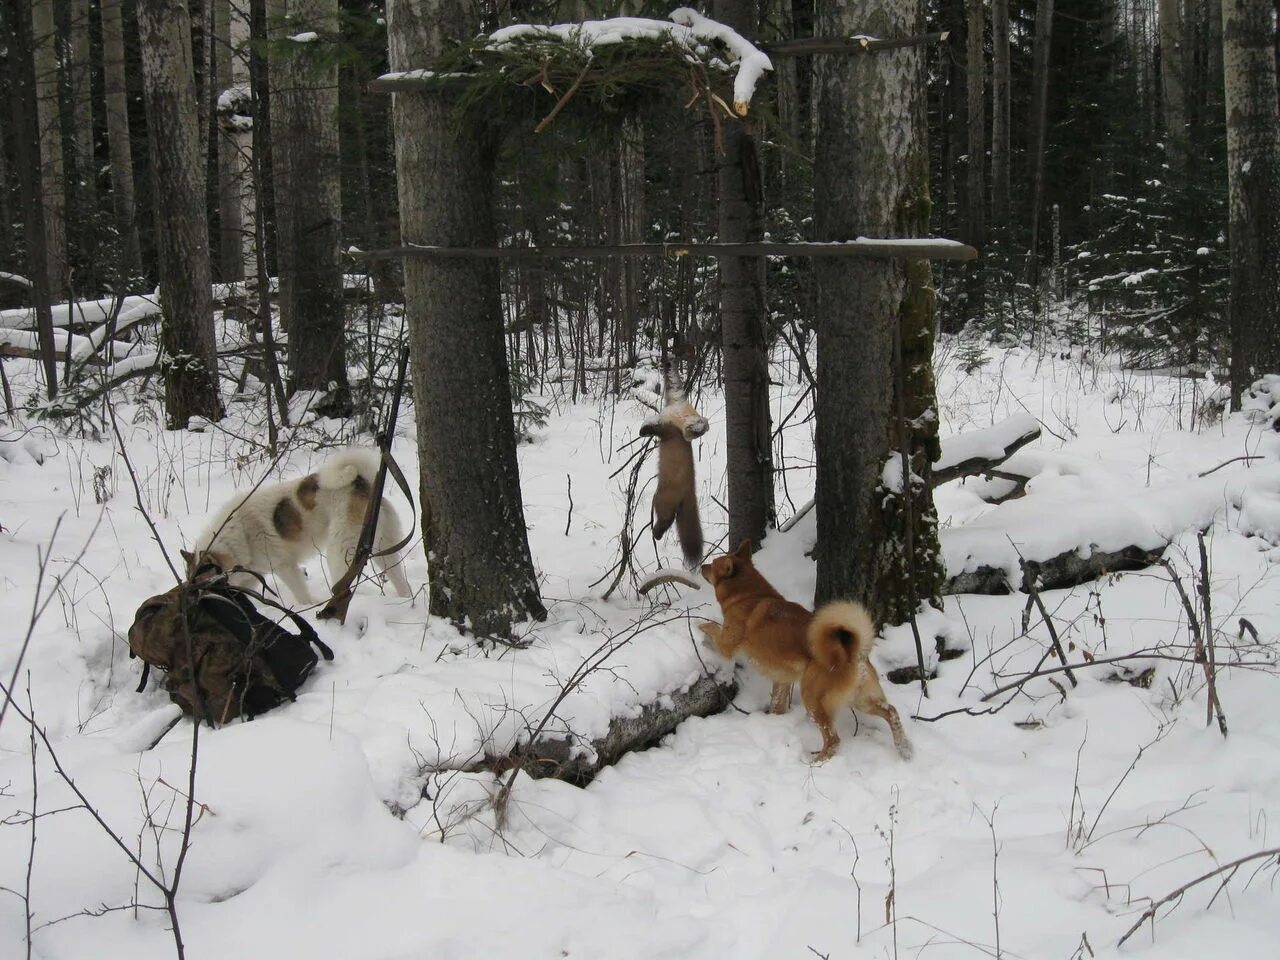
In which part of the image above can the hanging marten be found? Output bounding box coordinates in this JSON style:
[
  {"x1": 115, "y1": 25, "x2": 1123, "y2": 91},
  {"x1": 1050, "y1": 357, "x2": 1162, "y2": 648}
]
[{"x1": 638, "y1": 375, "x2": 708, "y2": 570}]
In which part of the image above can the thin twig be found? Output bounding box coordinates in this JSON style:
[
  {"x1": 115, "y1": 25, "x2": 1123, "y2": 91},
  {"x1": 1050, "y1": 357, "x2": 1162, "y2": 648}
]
[{"x1": 1117, "y1": 847, "x2": 1280, "y2": 946}]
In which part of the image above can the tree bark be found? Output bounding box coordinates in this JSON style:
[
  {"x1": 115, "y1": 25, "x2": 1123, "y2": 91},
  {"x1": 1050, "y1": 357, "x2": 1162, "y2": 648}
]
[
  {"x1": 966, "y1": 0, "x2": 986, "y2": 248},
  {"x1": 714, "y1": 0, "x2": 775, "y2": 553},
  {"x1": 269, "y1": 0, "x2": 347, "y2": 398},
  {"x1": 69, "y1": 0, "x2": 97, "y2": 216},
  {"x1": 1161, "y1": 0, "x2": 1188, "y2": 168},
  {"x1": 1027, "y1": 0, "x2": 1055, "y2": 286},
  {"x1": 136, "y1": 0, "x2": 223, "y2": 427},
  {"x1": 213, "y1": 0, "x2": 242, "y2": 281},
  {"x1": 388, "y1": 0, "x2": 546, "y2": 638},
  {"x1": 31, "y1": 0, "x2": 68, "y2": 300},
  {"x1": 962, "y1": 0, "x2": 987, "y2": 323},
  {"x1": 100, "y1": 0, "x2": 143, "y2": 278},
  {"x1": 813, "y1": 0, "x2": 945, "y2": 624},
  {"x1": 2, "y1": 0, "x2": 60, "y2": 396},
  {"x1": 991, "y1": 0, "x2": 1011, "y2": 226},
  {"x1": 1223, "y1": 0, "x2": 1280, "y2": 401}
]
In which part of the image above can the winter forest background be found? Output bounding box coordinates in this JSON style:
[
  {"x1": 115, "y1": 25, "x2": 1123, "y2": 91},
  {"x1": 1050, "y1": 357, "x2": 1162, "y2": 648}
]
[{"x1": 1, "y1": 1, "x2": 1280, "y2": 958}]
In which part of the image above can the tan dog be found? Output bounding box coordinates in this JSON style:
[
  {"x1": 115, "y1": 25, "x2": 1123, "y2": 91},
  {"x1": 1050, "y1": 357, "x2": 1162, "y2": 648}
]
[
  {"x1": 182, "y1": 449, "x2": 413, "y2": 607},
  {"x1": 699, "y1": 540, "x2": 912, "y2": 761}
]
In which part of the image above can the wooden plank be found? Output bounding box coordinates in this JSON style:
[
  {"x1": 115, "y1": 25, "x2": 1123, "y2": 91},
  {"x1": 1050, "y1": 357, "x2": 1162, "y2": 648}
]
[{"x1": 763, "y1": 31, "x2": 951, "y2": 56}]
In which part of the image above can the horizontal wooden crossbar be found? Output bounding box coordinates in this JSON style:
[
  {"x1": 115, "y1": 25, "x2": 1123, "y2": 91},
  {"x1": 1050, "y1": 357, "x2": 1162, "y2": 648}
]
[
  {"x1": 762, "y1": 30, "x2": 950, "y2": 56},
  {"x1": 350, "y1": 240, "x2": 978, "y2": 263}
]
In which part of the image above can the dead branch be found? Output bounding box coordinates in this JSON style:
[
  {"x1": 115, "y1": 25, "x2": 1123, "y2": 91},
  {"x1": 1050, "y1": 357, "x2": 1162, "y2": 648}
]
[
  {"x1": 1117, "y1": 846, "x2": 1280, "y2": 946},
  {"x1": 931, "y1": 417, "x2": 1042, "y2": 486},
  {"x1": 1160, "y1": 555, "x2": 1227, "y2": 737},
  {"x1": 1018, "y1": 556, "x2": 1078, "y2": 687}
]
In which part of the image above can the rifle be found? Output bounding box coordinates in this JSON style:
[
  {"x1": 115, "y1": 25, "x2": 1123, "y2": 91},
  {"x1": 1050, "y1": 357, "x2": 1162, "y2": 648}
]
[{"x1": 318, "y1": 345, "x2": 415, "y2": 624}]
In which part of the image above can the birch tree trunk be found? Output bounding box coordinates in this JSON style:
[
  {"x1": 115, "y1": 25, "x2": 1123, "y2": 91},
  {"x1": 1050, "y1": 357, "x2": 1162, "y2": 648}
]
[
  {"x1": 1223, "y1": 0, "x2": 1280, "y2": 401},
  {"x1": 31, "y1": 0, "x2": 67, "y2": 299},
  {"x1": 813, "y1": 0, "x2": 945, "y2": 623},
  {"x1": 388, "y1": 0, "x2": 546, "y2": 638},
  {"x1": 136, "y1": 0, "x2": 224, "y2": 427},
  {"x1": 991, "y1": 0, "x2": 1010, "y2": 227},
  {"x1": 714, "y1": 0, "x2": 774, "y2": 552},
  {"x1": 101, "y1": 0, "x2": 142, "y2": 277},
  {"x1": 269, "y1": 0, "x2": 347, "y2": 399}
]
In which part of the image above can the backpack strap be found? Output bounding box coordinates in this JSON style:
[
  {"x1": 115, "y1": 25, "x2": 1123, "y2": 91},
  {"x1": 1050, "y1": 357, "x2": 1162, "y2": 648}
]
[{"x1": 237, "y1": 587, "x2": 335, "y2": 661}]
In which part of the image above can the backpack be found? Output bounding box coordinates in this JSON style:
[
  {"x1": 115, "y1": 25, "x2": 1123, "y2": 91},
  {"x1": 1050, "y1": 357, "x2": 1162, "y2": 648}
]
[{"x1": 127, "y1": 574, "x2": 334, "y2": 726}]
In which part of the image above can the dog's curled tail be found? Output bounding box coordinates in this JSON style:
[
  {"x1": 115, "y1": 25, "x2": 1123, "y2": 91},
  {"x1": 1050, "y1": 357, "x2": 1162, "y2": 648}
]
[
  {"x1": 807, "y1": 600, "x2": 876, "y2": 673},
  {"x1": 316, "y1": 448, "x2": 382, "y2": 490}
]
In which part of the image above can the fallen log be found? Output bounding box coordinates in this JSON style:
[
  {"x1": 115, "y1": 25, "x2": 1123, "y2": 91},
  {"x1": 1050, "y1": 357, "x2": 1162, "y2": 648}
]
[
  {"x1": 931, "y1": 413, "x2": 1042, "y2": 486},
  {"x1": 485, "y1": 673, "x2": 737, "y2": 786},
  {"x1": 942, "y1": 542, "x2": 1168, "y2": 595}
]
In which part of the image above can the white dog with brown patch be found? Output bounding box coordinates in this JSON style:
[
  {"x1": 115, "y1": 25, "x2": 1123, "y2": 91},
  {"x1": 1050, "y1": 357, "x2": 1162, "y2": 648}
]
[{"x1": 182, "y1": 449, "x2": 413, "y2": 606}]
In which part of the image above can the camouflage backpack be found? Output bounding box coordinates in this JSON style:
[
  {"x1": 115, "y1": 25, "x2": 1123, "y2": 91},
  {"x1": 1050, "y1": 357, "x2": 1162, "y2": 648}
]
[{"x1": 127, "y1": 574, "x2": 334, "y2": 726}]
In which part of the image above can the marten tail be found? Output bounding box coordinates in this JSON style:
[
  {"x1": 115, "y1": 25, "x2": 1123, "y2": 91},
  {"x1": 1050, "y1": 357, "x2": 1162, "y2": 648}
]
[
  {"x1": 676, "y1": 494, "x2": 703, "y2": 570},
  {"x1": 807, "y1": 601, "x2": 876, "y2": 673}
]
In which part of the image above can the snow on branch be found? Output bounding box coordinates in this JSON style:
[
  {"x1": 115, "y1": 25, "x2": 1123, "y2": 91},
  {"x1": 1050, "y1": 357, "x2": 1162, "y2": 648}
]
[{"x1": 374, "y1": 10, "x2": 773, "y2": 118}]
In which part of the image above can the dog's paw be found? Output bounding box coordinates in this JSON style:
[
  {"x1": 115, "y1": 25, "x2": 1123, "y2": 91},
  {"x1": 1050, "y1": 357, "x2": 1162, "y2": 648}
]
[{"x1": 896, "y1": 739, "x2": 914, "y2": 761}]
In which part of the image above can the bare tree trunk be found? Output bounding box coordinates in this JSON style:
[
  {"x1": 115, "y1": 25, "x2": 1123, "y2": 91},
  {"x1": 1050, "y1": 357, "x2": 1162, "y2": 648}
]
[
  {"x1": 813, "y1": 0, "x2": 945, "y2": 623},
  {"x1": 963, "y1": 0, "x2": 987, "y2": 322},
  {"x1": 136, "y1": 0, "x2": 224, "y2": 427},
  {"x1": 1207, "y1": 0, "x2": 1224, "y2": 97},
  {"x1": 1161, "y1": 0, "x2": 1188, "y2": 169},
  {"x1": 714, "y1": 0, "x2": 775, "y2": 552},
  {"x1": 2, "y1": 0, "x2": 60, "y2": 396},
  {"x1": 991, "y1": 0, "x2": 1010, "y2": 227},
  {"x1": 388, "y1": 0, "x2": 546, "y2": 638},
  {"x1": 1027, "y1": 0, "x2": 1055, "y2": 286},
  {"x1": 101, "y1": 0, "x2": 142, "y2": 277},
  {"x1": 1223, "y1": 0, "x2": 1280, "y2": 401},
  {"x1": 69, "y1": 0, "x2": 97, "y2": 215},
  {"x1": 966, "y1": 0, "x2": 986, "y2": 247},
  {"x1": 269, "y1": 0, "x2": 347, "y2": 400},
  {"x1": 31, "y1": 0, "x2": 67, "y2": 300},
  {"x1": 213, "y1": 0, "x2": 242, "y2": 280},
  {"x1": 0, "y1": 115, "x2": 10, "y2": 264}
]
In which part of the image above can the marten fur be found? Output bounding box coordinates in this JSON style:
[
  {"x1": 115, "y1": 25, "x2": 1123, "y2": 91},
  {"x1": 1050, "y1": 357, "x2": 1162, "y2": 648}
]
[{"x1": 639, "y1": 396, "x2": 708, "y2": 570}]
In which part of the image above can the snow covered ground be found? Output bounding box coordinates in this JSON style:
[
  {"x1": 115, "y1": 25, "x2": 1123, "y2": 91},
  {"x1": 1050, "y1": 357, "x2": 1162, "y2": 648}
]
[{"x1": 1, "y1": 326, "x2": 1278, "y2": 959}]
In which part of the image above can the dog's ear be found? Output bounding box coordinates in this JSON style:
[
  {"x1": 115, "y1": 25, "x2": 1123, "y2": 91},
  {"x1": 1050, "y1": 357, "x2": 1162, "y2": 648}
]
[
  {"x1": 735, "y1": 538, "x2": 753, "y2": 560},
  {"x1": 179, "y1": 548, "x2": 194, "y2": 567}
]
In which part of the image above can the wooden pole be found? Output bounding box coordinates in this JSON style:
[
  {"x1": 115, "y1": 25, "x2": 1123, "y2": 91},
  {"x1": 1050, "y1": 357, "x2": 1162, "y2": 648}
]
[{"x1": 351, "y1": 239, "x2": 978, "y2": 263}]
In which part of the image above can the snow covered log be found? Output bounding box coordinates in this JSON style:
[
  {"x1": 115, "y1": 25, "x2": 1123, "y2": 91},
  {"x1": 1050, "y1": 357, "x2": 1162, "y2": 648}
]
[
  {"x1": 931, "y1": 413, "x2": 1041, "y2": 486},
  {"x1": 942, "y1": 543, "x2": 1168, "y2": 595},
  {"x1": 486, "y1": 673, "x2": 737, "y2": 786}
]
